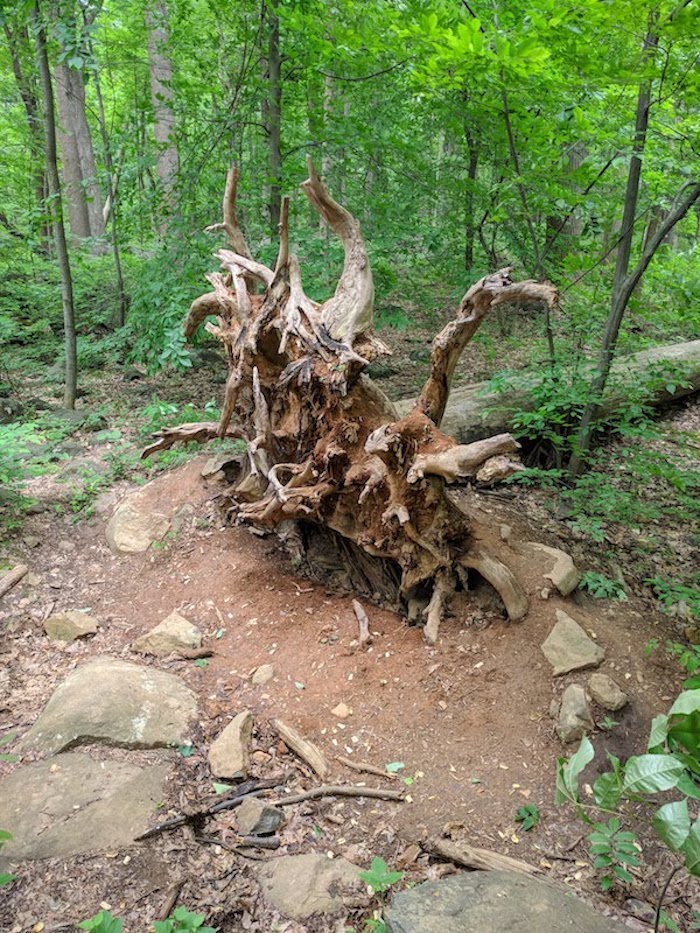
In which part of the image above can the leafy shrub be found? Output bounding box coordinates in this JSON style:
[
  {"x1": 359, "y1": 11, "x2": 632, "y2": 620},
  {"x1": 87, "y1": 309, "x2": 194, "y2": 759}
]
[{"x1": 579, "y1": 571, "x2": 627, "y2": 601}]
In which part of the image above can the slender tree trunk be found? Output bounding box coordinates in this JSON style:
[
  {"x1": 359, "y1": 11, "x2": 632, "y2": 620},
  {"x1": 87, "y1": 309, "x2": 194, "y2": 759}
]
[
  {"x1": 33, "y1": 1, "x2": 77, "y2": 409},
  {"x1": 569, "y1": 20, "x2": 668, "y2": 476},
  {"x1": 266, "y1": 0, "x2": 282, "y2": 234},
  {"x1": 145, "y1": 0, "x2": 179, "y2": 231},
  {"x1": 464, "y1": 124, "x2": 479, "y2": 271}
]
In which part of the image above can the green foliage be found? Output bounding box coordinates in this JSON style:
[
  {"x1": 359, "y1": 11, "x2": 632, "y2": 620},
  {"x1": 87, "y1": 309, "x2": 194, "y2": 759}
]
[
  {"x1": 78, "y1": 910, "x2": 123, "y2": 933},
  {"x1": 556, "y1": 690, "x2": 700, "y2": 882},
  {"x1": 587, "y1": 818, "x2": 640, "y2": 891},
  {"x1": 578, "y1": 572, "x2": 627, "y2": 601},
  {"x1": 0, "y1": 829, "x2": 15, "y2": 887},
  {"x1": 514, "y1": 804, "x2": 540, "y2": 831},
  {"x1": 358, "y1": 857, "x2": 404, "y2": 895},
  {"x1": 646, "y1": 577, "x2": 700, "y2": 622},
  {"x1": 646, "y1": 638, "x2": 700, "y2": 690},
  {"x1": 0, "y1": 731, "x2": 18, "y2": 763},
  {"x1": 153, "y1": 906, "x2": 216, "y2": 933}
]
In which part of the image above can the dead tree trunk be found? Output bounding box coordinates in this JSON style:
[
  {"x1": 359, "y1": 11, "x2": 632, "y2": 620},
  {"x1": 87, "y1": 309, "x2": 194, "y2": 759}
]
[{"x1": 145, "y1": 159, "x2": 557, "y2": 643}]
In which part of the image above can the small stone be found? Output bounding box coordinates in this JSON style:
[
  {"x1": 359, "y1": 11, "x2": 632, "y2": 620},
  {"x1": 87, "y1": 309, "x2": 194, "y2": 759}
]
[
  {"x1": 208, "y1": 710, "x2": 253, "y2": 779},
  {"x1": 252, "y1": 664, "x2": 274, "y2": 686},
  {"x1": 526, "y1": 543, "x2": 581, "y2": 595},
  {"x1": 44, "y1": 610, "x2": 98, "y2": 642},
  {"x1": 132, "y1": 611, "x2": 202, "y2": 658},
  {"x1": 25, "y1": 572, "x2": 41, "y2": 586},
  {"x1": 588, "y1": 673, "x2": 628, "y2": 711},
  {"x1": 542, "y1": 610, "x2": 605, "y2": 676},
  {"x1": 201, "y1": 455, "x2": 232, "y2": 479},
  {"x1": 23, "y1": 535, "x2": 40, "y2": 549},
  {"x1": 549, "y1": 699, "x2": 560, "y2": 719},
  {"x1": 541, "y1": 588, "x2": 551, "y2": 600},
  {"x1": 557, "y1": 684, "x2": 594, "y2": 744},
  {"x1": 259, "y1": 853, "x2": 363, "y2": 920},
  {"x1": 331, "y1": 702, "x2": 350, "y2": 719},
  {"x1": 236, "y1": 797, "x2": 285, "y2": 836},
  {"x1": 499, "y1": 524, "x2": 512, "y2": 543}
]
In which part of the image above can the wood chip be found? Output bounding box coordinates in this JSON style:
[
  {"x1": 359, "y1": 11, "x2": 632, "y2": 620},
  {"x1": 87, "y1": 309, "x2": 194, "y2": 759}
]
[
  {"x1": 425, "y1": 837, "x2": 540, "y2": 875},
  {"x1": 271, "y1": 718, "x2": 328, "y2": 778},
  {"x1": 0, "y1": 564, "x2": 28, "y2": 600}
]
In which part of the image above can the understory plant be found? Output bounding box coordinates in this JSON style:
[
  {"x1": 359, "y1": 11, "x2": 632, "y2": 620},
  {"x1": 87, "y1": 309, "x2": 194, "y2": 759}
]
[{"x1": 556, "y1": 690, "x2": 700, "y2": 924}]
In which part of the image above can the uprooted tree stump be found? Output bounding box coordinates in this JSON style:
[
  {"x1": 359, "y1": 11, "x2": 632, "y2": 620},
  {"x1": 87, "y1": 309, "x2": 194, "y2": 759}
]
[{"x1": 144, "y1": 159, "x2": 558, "y2": 643}]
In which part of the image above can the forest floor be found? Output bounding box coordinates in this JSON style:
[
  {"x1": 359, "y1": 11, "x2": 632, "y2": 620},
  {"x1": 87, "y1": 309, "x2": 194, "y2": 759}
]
[{"x1": 0, "y1": 331, "x2": 698, "y2": 932}]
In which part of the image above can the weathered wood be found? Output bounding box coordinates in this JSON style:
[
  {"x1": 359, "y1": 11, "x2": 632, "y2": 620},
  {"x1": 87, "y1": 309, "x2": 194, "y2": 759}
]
[
  {"x1": 147, "y1": 162, "x2": 561, "y2": 643},
  {"x1": 397, "y1": 340, "x2": 700, "y2": 445},
  {"x1": 0, "y1": 564, "x2": 28, "y2": 600},
  {"x1": 426, "y1": 837, "x2": 540, "y2": 875},
  {"x1": 271, "y1": 719, "x2": 329, "y2": 779}
]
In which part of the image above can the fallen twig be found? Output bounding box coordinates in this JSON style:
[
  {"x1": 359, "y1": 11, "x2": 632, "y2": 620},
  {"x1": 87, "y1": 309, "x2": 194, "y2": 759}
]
[
  {"x1": 272, "y1": 784, "x2": 404, "y2": 806},
  {"x1": 157, "y1": 880, "x2": 184, "y2": 920},
  {"x1": 271, "y1": 718, "x2": 329, "y2": 778},
  {"x1": 352, "y1": 599, "x2": 372, "y2": 648},
  {"x1": 425, "y1": 837, "x2": 539, "y2": 875},
  {"x1": 0, "y1": 564, "x2": 28, "y2": 600},
  {"x1": 336, "y1": 756, "x2": 396, "y2": 780},
  {"x1": 134, "y1": 777, "x2": 283, "y2": 841}
]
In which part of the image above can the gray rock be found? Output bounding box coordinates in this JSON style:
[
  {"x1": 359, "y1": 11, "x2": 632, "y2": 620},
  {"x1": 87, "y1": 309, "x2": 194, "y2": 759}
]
[
  {"x1": 542, "y1": 610, "x2": 605, "y2": 675},
  {"x1": 526, "y1": 543, "x2": 581, "y2": 595},
  {"x1": 23, "y1": 657, "x2": 197, "y2": 754},
  {"x1": 44, "y1": 610, "x2": 98, "y2": 642},
  {"x1": 236, "y1": 797, "x2": 285, "y2": 836},
  {"x1": 132, "y1": 610, "x2": 202, "y2": 658},
  {"x1": 385, "y1": 870, "x2": 627, "y2": 932},
  {"x1": 22, "y1": 535, "x2": 40, "y2": 549},
  {"x1": 106, "y1": 494, "x2": 171, "y2": 554},
  {"x1": 0, "y1": 752, "x2": 169, "y2": 862},
  {"x1": 588, "y1": 673, "x2": 628, "y2": 711},
  {"x1": 251, "y1": 663, "x2": 274, "y2": 686},
  {"x1": 258, "y1": 853, "x2": 362, "y2": 920},
  {"x1": 201, "y1": 455, "x2": 233, "y2": 479},
  {"x1": 557, "y1": 684, "x2": 594, "y2": 744},
  {"x1": 208, "y1": 710, "x2": 253, "y2": 779}
]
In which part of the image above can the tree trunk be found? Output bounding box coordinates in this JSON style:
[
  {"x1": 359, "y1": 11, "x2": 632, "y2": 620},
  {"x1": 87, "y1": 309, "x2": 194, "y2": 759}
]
[
  {"x1": 265, "y1": 0, "x2": 282, "y2": 235},
  {"x1": 33, "y1": 1, "x2": 77, "y2": 409},
  {"x1": 464, "y1": 124, "x2": 479, "y2": 271},
  {"x1": 145, "y1": 0, "x2": 179, "y2": 231},
  {"x1": 145, "y1": 160, "x2": 558, "y2": 644}
]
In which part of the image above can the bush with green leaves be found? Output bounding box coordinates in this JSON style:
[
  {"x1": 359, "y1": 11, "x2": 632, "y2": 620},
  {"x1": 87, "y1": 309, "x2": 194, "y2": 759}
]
[
  {"x1": 514, "y1": 803, "x2": 540, "y2": 831},
  {"x1": 359, "y1": 856, "x2": 404, "y2": 895},
  {"x1": 556, "y1": 689, "x2": 700, "y2": 898},
  {"x1": 78, "y1": 906, "x2": 216, "y2": 933},
  {"x1": 578, "y1": 571, "x2": 627, "y2": 601}
]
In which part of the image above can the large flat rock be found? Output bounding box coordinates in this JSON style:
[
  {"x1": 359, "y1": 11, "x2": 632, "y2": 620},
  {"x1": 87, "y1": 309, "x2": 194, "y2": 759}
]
[
  {"x1": 0, "y1": 753, "x2": 170, "y2": 862},
  {"x1": 385, "y1": 871, "x2": 627, "y2": 932},
  {"x1": 23, "y1": 657, "x2": 197, "y2": 754},
  {"x1": 542, "y1": 610, "x2": 605, "y2": 675}
]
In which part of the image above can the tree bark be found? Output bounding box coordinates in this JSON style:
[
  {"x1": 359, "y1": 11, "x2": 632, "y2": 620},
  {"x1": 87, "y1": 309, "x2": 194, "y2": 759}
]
[
  {"x1": 33, "y1": 1, "x2": 77, "y2": 409},
  {"x1": 145, "y1": 0, "x2": 179, "y2": 230},
  {"x1": 265, "y1": 0, "x2": 282, "y2": 235},
  {"x1": 464, "y1": 123, "x2": 479, "y2": 271}
]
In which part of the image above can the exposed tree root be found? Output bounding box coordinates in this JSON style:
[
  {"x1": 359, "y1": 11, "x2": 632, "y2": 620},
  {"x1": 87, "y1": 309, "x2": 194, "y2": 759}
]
[{"x1": 145, "y1": 159, "x2": 558, "y2": 642}]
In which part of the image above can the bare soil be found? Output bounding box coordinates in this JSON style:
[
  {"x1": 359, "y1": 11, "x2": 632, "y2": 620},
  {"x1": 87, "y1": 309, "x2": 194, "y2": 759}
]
[{"x1": 0, "y1": 358, "x2": 698, "y2": 932}]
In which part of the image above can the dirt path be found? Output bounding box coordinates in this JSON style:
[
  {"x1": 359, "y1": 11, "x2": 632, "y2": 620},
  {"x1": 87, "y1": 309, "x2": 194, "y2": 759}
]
[{"x1": 0, "y1": 452, "x2": 695, "y2": 931}]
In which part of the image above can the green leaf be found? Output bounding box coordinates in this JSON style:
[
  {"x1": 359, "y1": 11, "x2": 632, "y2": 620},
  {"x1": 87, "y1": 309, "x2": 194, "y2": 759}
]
[
  {"x1": 668, "y1": 710, "x2": 700, "y2": 759},
  {"x1": 648, "y1": 714, "x2": 669, "y2": 750},
  {"x1": 385, "y1": 761, "x2": 405, "y2": 774},
  {"x1": 676, "y1": 772, "x2": 700, "y2": 800},
  {"x1": 681, "y1": 816, "x2": 700, "y2": 875},
  {"x1": 653, "y1": 801, "x2": 690, "y2": 851},
  {"x1": 194, "y1": 658, "x2": 209, "y2": 668},
  {"x1": 593, "y1": 771, "x2": 623, "y2": 810},
  {"x1": 212, "y1": 782, "x2": 232, "y2": 794},
  {"x1": 555, "y1": 736, "x2": 594, "y2": 805},
  {"x1": 177, "y1": 744, "x2": 194, "y2": 757},
  {"x1": 0, "y1": 872, "x2": 15, "y2": 887},
  {"x1": 622, "y1": 755, "x2": 684, "y2": 795},
  {"x1": 669, "y1": 690, "x2": 700, "y2": 718},
  {"x1": 515, "y1": 804, "x2": 539, "y2": 831},
  {"x1": 0, "y1": 732, "x2": 16, "y2": 747}
]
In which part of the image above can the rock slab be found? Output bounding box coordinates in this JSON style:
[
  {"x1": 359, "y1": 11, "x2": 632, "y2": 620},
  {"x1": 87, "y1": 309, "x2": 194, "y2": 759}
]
[
  {"x1": 251, "y1": 664, "x2": 274, "y2": 686},
  {"x1": 385, "y1": 870, "x2": 628, "y2": 933},
  {"x1": 542, "y1": 610, "x2": 605, "y2": 675},
  {"x1": 0, "y1": 752, "x2": 170, "y2": 862},
  {"x1": 106, "y1": 494, "x2": 171, "y2": 554},
  {"x1": 23, "y1": 657, "x2": 197, "y2": 754},
  {"x1": 526, "y1": 543, "x2": 581, "y2": 595},
  {"x1": 557, "y1": 684, "x2": 594, "y2": 744},
  {"x1": 259, "y1": 853, "x2": 362, "y2": 920},
  {"x1": 44, "y1": 610, "x2": 98, "y2": 642},
  {"x1": 208, "y1": 710, "x2": 253, "y2": 779},
  {"x1": 588, "y1": 673, "x2": 628, "y2": 711},
  {"x1": 132, "y1": 610, "x2": 202, "y2": 658}
]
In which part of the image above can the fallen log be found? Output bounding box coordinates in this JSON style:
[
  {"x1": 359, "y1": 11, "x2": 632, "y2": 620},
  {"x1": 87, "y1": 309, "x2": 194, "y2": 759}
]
[
  {"x1": 396, "y1": 341, "x2": 700, "y2": 444},
  {"x1": 425, "y1": 837, "x2": 540, "y2": 875},
  {"x1": 0, "y1": 564, "x2": 28, "y2": 600},
  {"x1": 145, "y1": 160, "x2": 558, "y2": 642}
]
